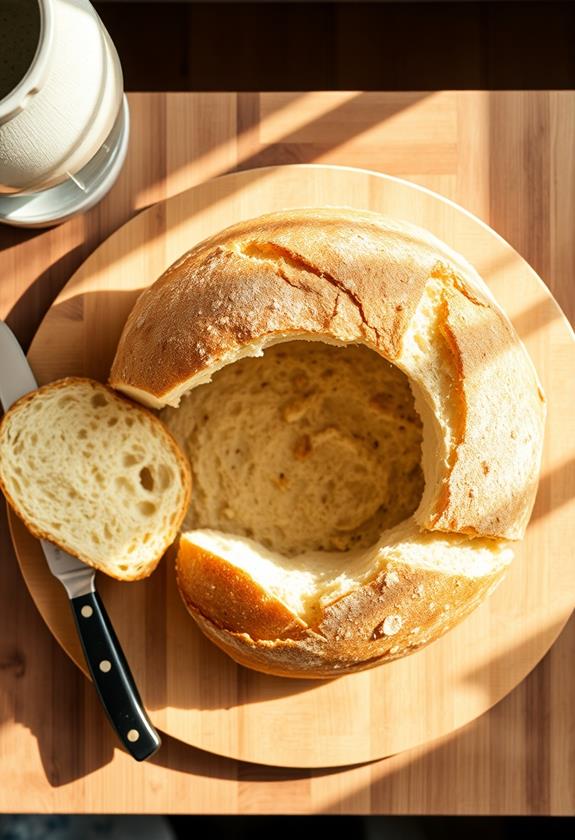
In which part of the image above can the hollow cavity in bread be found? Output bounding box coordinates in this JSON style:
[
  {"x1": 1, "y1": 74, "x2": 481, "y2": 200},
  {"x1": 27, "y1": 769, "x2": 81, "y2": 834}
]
[
  {"x1": 162, "y1": 341, "x2": 424, "y2": 556},
  {"x1": 110, "y1": 208, "x2": 545, "y2": 675}
]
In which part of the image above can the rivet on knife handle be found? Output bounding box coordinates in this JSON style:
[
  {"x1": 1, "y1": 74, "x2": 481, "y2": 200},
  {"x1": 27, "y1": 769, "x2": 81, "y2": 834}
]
[{"x1": 70, "y1": 591, "x2": 161, "y2": 761}]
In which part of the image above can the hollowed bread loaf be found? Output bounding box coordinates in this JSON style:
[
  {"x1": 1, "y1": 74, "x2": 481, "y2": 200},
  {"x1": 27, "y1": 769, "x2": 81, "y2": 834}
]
[{"x1": 110, "y1": 208, "x2": 545, "y2": 677}]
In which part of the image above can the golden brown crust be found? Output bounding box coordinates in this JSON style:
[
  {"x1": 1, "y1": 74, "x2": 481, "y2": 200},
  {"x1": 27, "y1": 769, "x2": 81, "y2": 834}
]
[
  {"x1": 176, "y1": 536, "x2": 508, "y2": 678},
  {"x1": 0, "y1": 377, "x2": 191, "y2": 581},
  {"x1": 110, "y1": 209, "x2": 454, "y2": 402},
  {"x1": 427, "y1": 280, "x2": 544, "y2": 539},
  {"x1": 176, "y1": 541, "x2": 307, "y2": 640},
  {"x1": 110, "y1": 209, "x2": 544, "y2": 542},
  {"x1": 109, "y1": 207, "x2": 545, "y2": 675}
]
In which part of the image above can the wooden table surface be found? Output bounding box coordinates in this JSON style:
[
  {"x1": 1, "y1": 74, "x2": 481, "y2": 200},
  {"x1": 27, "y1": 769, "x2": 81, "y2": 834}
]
[{"x1": 0, "y1": 92, "x2": 573, "y2": 815}]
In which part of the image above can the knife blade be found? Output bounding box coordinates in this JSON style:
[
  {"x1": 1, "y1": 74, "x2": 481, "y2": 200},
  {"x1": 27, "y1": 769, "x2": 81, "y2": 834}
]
[{"x1": 0, "y1": 321, "x2": 161, "y2": 760}]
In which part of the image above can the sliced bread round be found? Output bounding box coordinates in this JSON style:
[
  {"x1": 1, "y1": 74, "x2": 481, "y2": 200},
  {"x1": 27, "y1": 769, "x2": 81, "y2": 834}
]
[{"x1": 0, "y1": 378, "x2": 191, "y2": 580}]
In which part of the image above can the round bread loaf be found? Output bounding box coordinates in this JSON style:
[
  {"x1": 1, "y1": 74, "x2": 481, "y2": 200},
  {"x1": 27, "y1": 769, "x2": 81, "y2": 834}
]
[{"x1": 110, "y1": 208, "x2": 546, "y2": 677}]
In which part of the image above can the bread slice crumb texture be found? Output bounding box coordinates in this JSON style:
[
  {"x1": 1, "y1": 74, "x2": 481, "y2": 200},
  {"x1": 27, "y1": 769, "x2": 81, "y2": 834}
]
[{"x1": 0, "y1": 378, "x2": 191, "y2": 580}]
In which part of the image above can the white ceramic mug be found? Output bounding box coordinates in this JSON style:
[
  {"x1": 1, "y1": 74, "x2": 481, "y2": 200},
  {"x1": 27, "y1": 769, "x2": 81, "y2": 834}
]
[{"x1": 0, "y1": 0, "x2": 124, "y2": 195}]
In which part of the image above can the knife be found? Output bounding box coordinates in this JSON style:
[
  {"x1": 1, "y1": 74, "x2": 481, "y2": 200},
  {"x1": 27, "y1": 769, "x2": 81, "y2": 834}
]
[{"x1": 0, "y1": 321, "x2": 161, "y2": 761}]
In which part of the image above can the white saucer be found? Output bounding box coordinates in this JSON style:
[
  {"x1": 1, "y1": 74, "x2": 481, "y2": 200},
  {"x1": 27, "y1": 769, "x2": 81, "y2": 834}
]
[{"x1": 0, "y1": 95, "x2": 130, "y2": 229}]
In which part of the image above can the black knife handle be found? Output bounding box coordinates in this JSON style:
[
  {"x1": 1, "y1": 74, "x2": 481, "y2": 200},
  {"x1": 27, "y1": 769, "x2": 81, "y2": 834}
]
[{"x1": 70, "y1": 591, "x2": 161, "y2": 761}]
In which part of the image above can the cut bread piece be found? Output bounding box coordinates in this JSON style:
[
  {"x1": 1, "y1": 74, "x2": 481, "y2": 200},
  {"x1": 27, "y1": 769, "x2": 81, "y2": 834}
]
[
  {"x1": 177, "y1": 523, "x2": 513, "y2": 677},
  {"x1": 0, "y1": 378, "x2": 191, "y2": 580}
]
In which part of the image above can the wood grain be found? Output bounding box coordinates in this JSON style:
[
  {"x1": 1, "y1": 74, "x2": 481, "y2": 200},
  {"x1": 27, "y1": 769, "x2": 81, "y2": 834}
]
[
  {"x1": 0, "y1": 92, "x2": 573, "y2": 813},
  {"x1": 9, "y1": 163, "x2": 575, "y2": 769}
]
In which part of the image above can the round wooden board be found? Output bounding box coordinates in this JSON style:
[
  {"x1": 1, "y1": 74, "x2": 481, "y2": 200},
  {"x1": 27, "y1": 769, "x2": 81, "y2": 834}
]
[{"x1": 10, "y1": 165, "x2": 575, "y2": 768}]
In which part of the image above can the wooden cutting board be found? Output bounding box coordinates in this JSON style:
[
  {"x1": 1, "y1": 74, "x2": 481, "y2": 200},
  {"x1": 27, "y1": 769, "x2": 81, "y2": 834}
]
[{"x1": 10, "y1": 164, "x2": 575, "y2": 768}]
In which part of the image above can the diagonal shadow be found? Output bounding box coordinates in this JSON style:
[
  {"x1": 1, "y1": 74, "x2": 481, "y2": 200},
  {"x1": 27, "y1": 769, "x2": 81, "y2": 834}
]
[
  {"x1": 136, "y1": 92, "x2": 435, "y2": 209},
  {"x1": 1, "y1": 91, "x2": 573, "y2": 791},
  {"x1": 232, "y1": 92, "x2": 434, "y2": 176},
  {"x1": 487, "y1": 91, "x2": 575, "y2": 328},
  {"x1": 528, "y1": 458, "x2": 575, "y2": 525},
  {"x1": 4, "y1": 284, "x2": 574, "y2": 786},
  {"x1": 311, "y1": 615, "x2": 575, "y2": 815},
  {"x1": 0, "y1": 225, "x2": 44, "y2": 255},
  {"x1": 0, "y1": 92, "x2": 434, "y2": 356},
  {"x1": 0, "y1": 106, "x2": 407, "y2": 777},
  {"x1": 508, "y1": 298, "x2": 565, "y2": 341}
]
